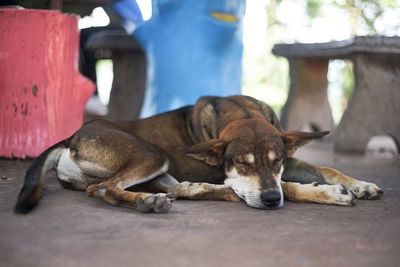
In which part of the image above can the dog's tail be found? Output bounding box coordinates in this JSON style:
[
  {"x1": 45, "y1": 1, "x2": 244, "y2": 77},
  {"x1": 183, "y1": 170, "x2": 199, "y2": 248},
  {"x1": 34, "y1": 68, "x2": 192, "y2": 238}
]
[{"x1": 14, "y1": 139, "x2": 70, "y2": 214}]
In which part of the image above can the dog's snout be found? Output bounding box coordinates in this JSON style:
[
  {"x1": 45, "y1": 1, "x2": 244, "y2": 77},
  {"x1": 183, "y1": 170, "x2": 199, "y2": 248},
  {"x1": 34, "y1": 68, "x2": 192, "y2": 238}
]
[{"x1": 260, "y1": 191, "x2": 281, "y2": 208}]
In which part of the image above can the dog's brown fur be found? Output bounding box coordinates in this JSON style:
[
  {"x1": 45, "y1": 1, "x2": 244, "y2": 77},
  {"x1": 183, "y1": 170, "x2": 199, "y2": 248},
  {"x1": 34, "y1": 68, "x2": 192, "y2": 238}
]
[{"x1": 14, "y1": 95, "x2": 383, "y2": 213}]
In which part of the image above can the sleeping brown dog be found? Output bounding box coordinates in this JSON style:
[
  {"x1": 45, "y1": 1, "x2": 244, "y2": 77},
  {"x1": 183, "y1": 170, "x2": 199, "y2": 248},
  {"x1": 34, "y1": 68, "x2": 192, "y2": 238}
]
[{"x1": 14, "y1": 95, "x2": 383, "y2": 213}]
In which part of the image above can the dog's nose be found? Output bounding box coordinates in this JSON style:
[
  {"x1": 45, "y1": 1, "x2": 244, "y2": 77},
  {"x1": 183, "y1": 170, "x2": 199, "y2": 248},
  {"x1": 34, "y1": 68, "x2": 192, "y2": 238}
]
[{"x1": 260, "y1": 191, "x2": 281, "y2": 208}]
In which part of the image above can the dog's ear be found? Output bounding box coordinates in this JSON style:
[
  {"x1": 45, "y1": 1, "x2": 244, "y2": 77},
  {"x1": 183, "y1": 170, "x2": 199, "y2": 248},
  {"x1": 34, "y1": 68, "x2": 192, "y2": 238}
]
[
  {"x1": 181, "y1": 139, "x2": 227, "y2": 166},
  {"x1": 280, "y1": 131, "x2": 329, "y2": 157}
]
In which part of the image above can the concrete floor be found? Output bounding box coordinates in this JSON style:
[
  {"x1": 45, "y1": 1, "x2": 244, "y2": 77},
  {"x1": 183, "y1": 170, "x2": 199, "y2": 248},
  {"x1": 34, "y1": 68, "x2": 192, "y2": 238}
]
[{"x1": 1, "y1": 142, "x2": 399, "y2": 267}]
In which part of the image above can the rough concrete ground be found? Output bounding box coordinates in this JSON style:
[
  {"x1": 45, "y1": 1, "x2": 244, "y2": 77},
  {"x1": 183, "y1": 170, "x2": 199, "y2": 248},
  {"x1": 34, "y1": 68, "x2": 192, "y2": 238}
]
[{"x1": 1, "y1": 142, "x2": 399, "y2": 267}]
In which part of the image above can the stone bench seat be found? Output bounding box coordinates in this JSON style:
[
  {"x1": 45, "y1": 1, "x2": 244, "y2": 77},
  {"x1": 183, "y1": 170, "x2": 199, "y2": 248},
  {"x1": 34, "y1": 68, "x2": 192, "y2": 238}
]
[
  {"x1": 272, "y1": 36, "x2": 400, "y2": 153},
  {"x1": 273, "y1": 36, "x2": 400, "y2": 58}
]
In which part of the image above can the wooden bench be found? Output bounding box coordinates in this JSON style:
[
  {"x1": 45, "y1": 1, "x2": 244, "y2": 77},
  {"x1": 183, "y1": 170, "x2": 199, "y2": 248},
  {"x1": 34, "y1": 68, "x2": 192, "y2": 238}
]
[{"x1": 272, "y1": 36, "x2": 400, "y2": 153}]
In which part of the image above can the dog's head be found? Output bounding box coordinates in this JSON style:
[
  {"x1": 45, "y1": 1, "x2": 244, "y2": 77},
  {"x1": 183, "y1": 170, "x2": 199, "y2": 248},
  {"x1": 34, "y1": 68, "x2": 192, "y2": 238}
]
[{"x1": 183, "y1": 118, "x2": 328, "y2": 209}]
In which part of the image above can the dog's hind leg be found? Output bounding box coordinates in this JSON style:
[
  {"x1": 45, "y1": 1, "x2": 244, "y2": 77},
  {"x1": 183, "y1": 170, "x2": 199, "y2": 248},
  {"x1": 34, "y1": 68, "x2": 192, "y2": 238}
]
[
  {"x1": 283, "y1": 158, "x2": 384, "y2": 200},
  {"x1": 146, "y1": 174, "x2": 241, "y2": 202},
  {"x1": 86, "y1": 158, "x2": 173, "y2": 213},
  {"x1": 88, "y1": 186, "x2": 172, "y2": 213},
  {"x1": 58, "y1": 119, "x2": 174, "y2": 213}
]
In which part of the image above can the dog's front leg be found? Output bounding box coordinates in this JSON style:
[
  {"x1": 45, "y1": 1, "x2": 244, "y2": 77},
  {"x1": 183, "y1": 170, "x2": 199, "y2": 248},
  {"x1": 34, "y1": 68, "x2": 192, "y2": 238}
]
[
  {"x1": 283, "y1": 158, "x2": 384, "y2": 200},
  {"x1": 173, "y1": 182, "x2": 241, "y2": 201},
  {"x1": 147, "y1": 174, "x2": 241, "y2": 202},
  {"x1": 281, "y1": 181, "x2": 355, "y2": 206}
]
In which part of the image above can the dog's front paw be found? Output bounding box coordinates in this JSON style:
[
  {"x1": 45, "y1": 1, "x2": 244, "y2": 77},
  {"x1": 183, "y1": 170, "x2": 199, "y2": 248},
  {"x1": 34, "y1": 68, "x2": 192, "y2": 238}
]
[
  {"x1": 320, "y1": 184, "x2": 356, "y2": 206},
  {"x1": 86, "y1": 184, "x2": 105, "y2": 198},
  {"x1": 136, "y1": 193, "x2": 173, "y2": 213},
  {"x1": 283, "y1": 182, "x2": 356, "y2": 206},
  {"x1": 347, "y1": 181, "x2": 384, "y2": 200}
]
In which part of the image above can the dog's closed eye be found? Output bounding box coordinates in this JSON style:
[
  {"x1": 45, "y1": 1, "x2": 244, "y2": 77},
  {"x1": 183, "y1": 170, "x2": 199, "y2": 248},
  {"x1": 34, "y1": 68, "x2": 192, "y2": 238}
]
[
  {"x1": 233, "y1": 153, "x2": 255, "y2": 166},
  {"x1": 273, "y1": 158, "x2": 282, "y2": 166},
  {"x1": 233, "y1": 158, "x2": 249, "y2": 166}
]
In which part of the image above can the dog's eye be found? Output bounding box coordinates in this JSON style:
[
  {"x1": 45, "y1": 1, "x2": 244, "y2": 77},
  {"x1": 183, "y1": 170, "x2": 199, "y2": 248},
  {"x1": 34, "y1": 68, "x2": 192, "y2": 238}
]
[
  {"x1": 233, "y1": 158, "x2": 249, "y2": 167},
  {"x1": 273, "y1": 158, "x2": 281, "y2": 165}
]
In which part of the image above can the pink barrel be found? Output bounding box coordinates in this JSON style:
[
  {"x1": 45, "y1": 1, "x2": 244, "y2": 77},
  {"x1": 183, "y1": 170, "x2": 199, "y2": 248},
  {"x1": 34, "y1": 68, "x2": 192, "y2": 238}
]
[{"x1": 0, "y1": 9, "x2": 95, "y2": 158}]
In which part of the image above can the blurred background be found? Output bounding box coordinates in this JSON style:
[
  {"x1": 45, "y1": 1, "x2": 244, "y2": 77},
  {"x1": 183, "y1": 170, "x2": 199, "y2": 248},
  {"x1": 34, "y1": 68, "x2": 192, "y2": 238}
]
[
  {"x1": 2, "y1": 0, "x2": 399, "y2": 158},
  {"x1": 76, "y1": 0, "x2": 400, "y2": 123},
  {"x1": 241, "y1": 0, "x2": 400, "y2": 123}
]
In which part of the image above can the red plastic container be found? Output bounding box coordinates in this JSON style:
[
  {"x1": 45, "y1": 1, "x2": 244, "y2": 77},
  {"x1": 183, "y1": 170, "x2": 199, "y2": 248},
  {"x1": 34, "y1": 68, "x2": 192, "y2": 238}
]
[{"x1": 0, "y1": 9, "x2": 95, "y2": 158}]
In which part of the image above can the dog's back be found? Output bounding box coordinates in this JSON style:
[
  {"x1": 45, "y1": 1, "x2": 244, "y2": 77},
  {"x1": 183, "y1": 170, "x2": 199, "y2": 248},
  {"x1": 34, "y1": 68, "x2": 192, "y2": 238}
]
[
  {"x1": 114, "y1": 95, "x2": 283, "y2": 183},
  {"x1": 191, "y1": 95, "x2": 283, "y2": 142}
]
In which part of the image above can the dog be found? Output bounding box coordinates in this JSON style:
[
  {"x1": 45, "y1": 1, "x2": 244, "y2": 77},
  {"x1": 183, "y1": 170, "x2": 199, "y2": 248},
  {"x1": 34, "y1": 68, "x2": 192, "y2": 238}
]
[{"x1": 14, "y1": 95, "x2": 384, "y2": 213}]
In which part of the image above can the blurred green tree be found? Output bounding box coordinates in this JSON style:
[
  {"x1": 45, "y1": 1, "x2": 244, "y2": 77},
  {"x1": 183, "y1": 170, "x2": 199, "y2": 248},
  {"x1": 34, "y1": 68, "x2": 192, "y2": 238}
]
[{"x1": 243, "y1": 0, "x2": 400, "y2": 121}]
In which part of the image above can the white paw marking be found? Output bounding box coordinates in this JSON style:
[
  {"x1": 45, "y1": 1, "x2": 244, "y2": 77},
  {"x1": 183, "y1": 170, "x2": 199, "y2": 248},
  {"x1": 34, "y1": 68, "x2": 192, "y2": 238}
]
[
  {"x1": 320, "y1": 184, "x2": 355, "y2": 206},
  {"x1": 348, "y1": 181, "x2": 384, "y2": 200},
  {"x1": 297, "y1": 183, "x2": 355, "y2": 206},
  {"x1": 139, "y1": 193, "x2": 172, "y2": 213}
]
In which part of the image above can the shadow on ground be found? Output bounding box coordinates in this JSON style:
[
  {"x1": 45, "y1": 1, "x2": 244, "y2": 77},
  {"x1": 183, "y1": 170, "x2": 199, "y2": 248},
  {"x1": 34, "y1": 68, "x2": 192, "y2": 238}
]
[{"x1": 1, "y1": 142, "x2": 399, "y2": 267}]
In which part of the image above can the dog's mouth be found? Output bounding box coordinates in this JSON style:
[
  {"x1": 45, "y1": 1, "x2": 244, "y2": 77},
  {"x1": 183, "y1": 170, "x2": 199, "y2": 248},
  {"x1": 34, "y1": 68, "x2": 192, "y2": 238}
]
[
  {"x1": 242, "y1": 193, "x2": 284, "y2": 210},
  {"x1": 224, "y1": 178, "x2": 284, "y2": 210}
]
